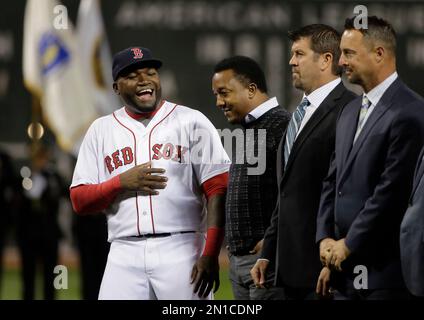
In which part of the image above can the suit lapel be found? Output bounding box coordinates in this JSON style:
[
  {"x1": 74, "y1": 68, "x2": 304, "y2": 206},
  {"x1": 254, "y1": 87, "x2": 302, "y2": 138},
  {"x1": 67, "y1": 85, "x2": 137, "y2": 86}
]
[
  {"x1": 410, "y1": 149, "x2": 424, "y2": 200},
  {"x1": 340, "y1": 78, "x2": 403, "y2": 182},
  {"x1": 276, "y1": 133, "x2": 285, "y2": 185},
  {"x1": 338, "y1": 97, "x2": 360, "y2": 167},
  {"x1": 282, "y1": 83, "x2": 346, "y2": 182}
]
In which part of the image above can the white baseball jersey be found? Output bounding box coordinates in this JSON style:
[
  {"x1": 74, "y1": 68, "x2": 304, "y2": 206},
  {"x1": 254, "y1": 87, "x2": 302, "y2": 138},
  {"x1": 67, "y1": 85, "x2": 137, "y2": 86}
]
[{"x1": 71, "y1": 100, "x2": 230, "y2": 242}]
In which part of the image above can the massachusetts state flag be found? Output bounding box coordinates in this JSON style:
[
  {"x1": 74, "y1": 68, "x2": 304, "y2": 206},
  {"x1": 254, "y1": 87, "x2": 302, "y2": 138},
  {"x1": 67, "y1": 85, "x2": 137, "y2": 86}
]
[{"x1": 23, "y1": 0, "x2": 98, "y2": 155}]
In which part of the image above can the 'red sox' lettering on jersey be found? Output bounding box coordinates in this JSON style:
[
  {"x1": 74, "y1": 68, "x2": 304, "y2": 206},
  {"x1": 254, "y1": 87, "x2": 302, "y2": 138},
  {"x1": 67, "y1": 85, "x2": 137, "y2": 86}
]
[
  {"x1": 152, "y1": 143, "x2": 188, "y2": 162},
  {"x1": 105, "y1": 147, "x2": 134, "y2": 174}
]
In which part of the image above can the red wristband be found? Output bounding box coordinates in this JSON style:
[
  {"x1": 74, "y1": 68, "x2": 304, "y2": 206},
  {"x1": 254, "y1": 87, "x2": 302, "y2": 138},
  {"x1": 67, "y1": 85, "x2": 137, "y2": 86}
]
[{"x1": 202, "y1": 227, "x2": 225, "y2": 257}]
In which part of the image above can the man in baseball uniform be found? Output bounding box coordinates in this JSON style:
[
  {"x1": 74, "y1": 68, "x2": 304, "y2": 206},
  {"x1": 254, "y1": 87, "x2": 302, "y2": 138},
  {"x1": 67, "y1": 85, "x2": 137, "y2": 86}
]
[{"x1": 70, "y1": 47, "x2": 230, "y2": 300}]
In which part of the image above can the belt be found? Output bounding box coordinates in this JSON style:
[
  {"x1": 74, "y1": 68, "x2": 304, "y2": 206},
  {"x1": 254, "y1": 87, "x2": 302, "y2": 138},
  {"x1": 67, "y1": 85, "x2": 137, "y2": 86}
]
[
  {"x1": 231, "y1": 250, "x2": 254, "y2": 256},
  {"x1": 130, "y1": 231, "x2": 196, "y2": 239},
  {"x1": 226, "y1": 245, "x2": 255, "y2": 256}
]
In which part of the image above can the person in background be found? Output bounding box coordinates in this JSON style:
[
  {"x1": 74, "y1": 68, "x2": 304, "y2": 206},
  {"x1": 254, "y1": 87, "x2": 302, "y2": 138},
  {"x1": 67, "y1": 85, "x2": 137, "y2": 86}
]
[
  {"x1": 72, "y1": 211, "x2": 109, "y2": 300},
  {"x1": 16, "y1": 143, "x2": 66, "y2": 300},
  {"x1": 0, "y1": 149, "x2": 18, "y2": 297}
]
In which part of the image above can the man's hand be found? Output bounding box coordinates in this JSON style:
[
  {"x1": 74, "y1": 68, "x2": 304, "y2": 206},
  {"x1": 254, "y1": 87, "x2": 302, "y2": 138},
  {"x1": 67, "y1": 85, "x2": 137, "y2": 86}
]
[
  {"x1": 316, "y1": 266, "x2": 332, "y2": 297},
  {"x1": 329, "y1": 238, "x2": 350, "y2": 271},
  {"x1": 249, "y1": 239, "x2": 264, "y2": 254},
  {"x1": 250, "y1": 259, "x2": 269, "y2": 289},
  {"x1": 119, "y1": 162, "x2": 167, "y2": 195},
  {"x1": 190, "y1": 255, "x2": 220, "y2": 298},
  {"x1": 319, "y1": 238, "x2": 336, "y2": 267}
]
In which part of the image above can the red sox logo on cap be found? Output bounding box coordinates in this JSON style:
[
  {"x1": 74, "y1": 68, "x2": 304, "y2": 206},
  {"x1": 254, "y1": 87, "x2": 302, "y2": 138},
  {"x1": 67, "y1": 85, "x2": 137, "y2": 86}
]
[{"x1": 131, "y1": 48, "x2": 143, "y2": 59}]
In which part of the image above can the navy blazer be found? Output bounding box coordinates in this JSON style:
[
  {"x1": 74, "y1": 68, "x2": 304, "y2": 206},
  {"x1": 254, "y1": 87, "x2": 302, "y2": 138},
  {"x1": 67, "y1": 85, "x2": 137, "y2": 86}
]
[
  {"x1": 316, "y1": 78, "x2": 424, "y2": 289},
  {"x1": 261, "y1": 82, "x2": 356, "y2": 288},
  {"x1": 400, "y1": 147, "x2": 424, "y2": 296}
]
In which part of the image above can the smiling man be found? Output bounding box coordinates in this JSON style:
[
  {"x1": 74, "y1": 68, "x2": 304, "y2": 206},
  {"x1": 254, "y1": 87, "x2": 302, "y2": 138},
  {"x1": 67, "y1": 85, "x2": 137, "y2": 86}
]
[
  {"x1": 112, "y1": 47, "x2": 162, "y2": 116},
  {"x1": 316, "y1": 17, "x2": 424, "y2": 300},
  {"x1": 70, "y1": 47, "x2": 231, "y2": 300},
  {"x1": 212, "y1": 56, "x2": 289, "y2": 300}
]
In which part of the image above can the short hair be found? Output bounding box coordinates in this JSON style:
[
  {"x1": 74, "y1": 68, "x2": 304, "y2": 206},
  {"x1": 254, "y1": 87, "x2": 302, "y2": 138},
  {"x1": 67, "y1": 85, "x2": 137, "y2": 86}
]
[
  {"x1": 344, "y1": 16, "x2": 397, "y2": 54},
  {"x1": 288, "y1": 24, "x2": 342, "y2": 76},
  {"x1": 214, "y1": 56, "x2": 267, "y2": 93}
]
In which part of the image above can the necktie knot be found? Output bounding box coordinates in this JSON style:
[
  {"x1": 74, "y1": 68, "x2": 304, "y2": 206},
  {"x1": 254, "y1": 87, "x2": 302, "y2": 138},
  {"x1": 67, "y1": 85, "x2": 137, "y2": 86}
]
[
  {"x1": 245, "y1": 114, "x2": 256, "y2": 124},
  {"x1": 298, "y1": 97, "x2": 310, "y2": 113},
  {"x1": 362, "y1": 95, "x2": 371, "y2": 109},
  {"x1": 354, "y1": 95, "x2": 372, "y2": 143}
]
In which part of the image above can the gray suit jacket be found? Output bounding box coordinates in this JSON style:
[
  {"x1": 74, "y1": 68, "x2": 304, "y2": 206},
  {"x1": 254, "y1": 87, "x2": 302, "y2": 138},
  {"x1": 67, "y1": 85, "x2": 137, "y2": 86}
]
[{"x1": 400, "y1": 147, "x2": 424, "y2": 296}]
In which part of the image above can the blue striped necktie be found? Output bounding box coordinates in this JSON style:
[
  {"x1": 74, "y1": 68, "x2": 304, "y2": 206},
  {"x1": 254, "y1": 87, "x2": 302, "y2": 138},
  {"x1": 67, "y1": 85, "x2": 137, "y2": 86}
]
[{"x1": 284, "y1": 97, "x2": 310, "y2": 166}]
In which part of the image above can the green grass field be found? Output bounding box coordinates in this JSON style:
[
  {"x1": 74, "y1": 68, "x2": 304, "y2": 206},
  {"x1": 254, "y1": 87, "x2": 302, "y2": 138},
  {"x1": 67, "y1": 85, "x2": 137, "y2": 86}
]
[{"x1": 0, "y1": 267, "x2": 234, "y2": 300}]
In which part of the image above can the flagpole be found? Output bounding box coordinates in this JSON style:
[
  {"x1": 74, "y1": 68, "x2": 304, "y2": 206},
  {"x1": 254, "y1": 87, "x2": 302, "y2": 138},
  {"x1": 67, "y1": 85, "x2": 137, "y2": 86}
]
[{"x1": 30, "y1": 94, "x2": 42, "y2": 163}]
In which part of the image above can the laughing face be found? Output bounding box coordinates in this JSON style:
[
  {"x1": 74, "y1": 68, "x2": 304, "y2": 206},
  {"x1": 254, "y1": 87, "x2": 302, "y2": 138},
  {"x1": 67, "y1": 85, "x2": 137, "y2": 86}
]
[
  {"x1": 212, "y1": 69, "x2": 251, "y2": 124},
  {"x1": 114, "y1": 66, "x2": 162, "y2": 113}
]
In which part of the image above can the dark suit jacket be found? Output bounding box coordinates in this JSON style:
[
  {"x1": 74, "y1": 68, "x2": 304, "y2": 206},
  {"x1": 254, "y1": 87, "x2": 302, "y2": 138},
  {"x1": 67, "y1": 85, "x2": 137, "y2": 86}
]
[
  {"x1": 316, "y1": 77, "x2": 424, "y2": 290},
  {"x1": 261, "y1": 82, "x2": 356, "y2": 288},
  {"x1": 400, "y1": 147, "x2": 424, "y2": 296}
]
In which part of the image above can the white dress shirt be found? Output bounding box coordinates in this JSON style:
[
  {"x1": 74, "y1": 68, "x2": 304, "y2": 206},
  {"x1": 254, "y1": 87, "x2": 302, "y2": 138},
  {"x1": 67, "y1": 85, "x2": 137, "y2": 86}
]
[
  {"x1": 356, "y1": 71, "x2": 398, "y2": 131},
  {"x1": 295, "y1": 78, "x2": 341, "y2": 139}
]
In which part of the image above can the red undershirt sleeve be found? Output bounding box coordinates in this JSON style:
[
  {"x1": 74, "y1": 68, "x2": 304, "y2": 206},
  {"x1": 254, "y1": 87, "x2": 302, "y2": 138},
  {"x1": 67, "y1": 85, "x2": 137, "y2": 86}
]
[
  {"x1": 201, "y1": 172, "x2": 228, "y2": 201},
  {"x1": 201, "y1": 172, "x2": 228, "y2": 257},
  {"x1": 70, "y1": 175, "x2": 122, "y2": 215}
]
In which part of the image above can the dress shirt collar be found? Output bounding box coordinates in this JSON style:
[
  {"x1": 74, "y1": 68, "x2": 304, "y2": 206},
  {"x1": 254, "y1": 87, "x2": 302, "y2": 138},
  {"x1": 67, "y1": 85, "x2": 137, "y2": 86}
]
[
  {"x1": 304, "y1": 78, "x2": 341, "y2": 109},
  {"x1": 365, "y1": 71, "x2": 398, "y2": 107},
  {"x1": 245, "y1": 97, "x2": 279, "y2": 124}
]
